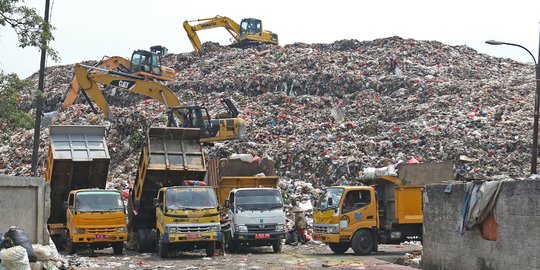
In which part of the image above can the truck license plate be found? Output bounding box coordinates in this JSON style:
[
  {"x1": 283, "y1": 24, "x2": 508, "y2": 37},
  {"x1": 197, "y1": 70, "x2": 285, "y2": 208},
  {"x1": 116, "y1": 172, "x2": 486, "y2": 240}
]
[
  {"x1": 94, "y1": 234, "x2": 109, "y2": 240},
  {"x1": 255, "y1": 233, "x2": 270, "y2": 239},
  {"x1": 187, "y1": 233, "x2": 202, "y2": 239},
  {"x1": 313, "y1": 234, "x2": 321, "y2": 240}
]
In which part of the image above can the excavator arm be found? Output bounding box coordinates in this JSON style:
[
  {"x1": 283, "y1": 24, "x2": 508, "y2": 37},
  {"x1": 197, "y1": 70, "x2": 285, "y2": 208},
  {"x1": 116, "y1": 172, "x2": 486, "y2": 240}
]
[
  {"x1": 73, "y1": 64, "x2": 246, "y2": 142},
  {"x1": 64, "y1": 56, "x2": 131, "y2": 108},
  {"x1": 183, "y1": 16, "x2": 242, "y2": 55},
  {"x1": 74, "y1": 63, "x2": 180, "y2": 120}
]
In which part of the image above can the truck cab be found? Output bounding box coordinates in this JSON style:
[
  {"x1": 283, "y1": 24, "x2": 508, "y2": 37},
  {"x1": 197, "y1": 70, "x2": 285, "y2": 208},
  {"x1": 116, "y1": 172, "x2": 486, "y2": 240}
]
[
  {"x1": 65, "y1": 189, "x2": 127, "y2": 255},
  {"x1": 153, "y1": 185, "x2": 221, "y2": 258},
  {"x1": 226, "y1": 188, "x2": 286, "y2": 253},
  {"x1": 313, "y1": 186, "x2": 379, "y2": 255}
]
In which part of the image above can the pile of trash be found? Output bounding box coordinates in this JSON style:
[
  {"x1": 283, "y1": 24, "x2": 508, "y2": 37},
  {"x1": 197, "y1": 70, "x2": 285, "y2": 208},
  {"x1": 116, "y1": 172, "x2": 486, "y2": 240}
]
[
  {"x1": 0, "y1": 227, "x2": 67, "y2": 270},
  {"x1": 1, "y1": 36, "x2": 536, "y2": 188}
]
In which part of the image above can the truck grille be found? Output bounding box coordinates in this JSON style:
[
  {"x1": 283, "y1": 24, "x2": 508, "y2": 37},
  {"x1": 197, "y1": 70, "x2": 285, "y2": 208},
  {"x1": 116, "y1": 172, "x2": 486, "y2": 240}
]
[
  {"x1": 247, "y1": 224, "x2": 276, "y2": 233},
  {"x1": 87, "y1": 228, "x2": 116, "y2": 234},
  {"x1": 313, "y1": 224, "x2": 338, "y2": 233},
  {"x1": 176, "y1": 226, "x2": 211, "y2": 233}
]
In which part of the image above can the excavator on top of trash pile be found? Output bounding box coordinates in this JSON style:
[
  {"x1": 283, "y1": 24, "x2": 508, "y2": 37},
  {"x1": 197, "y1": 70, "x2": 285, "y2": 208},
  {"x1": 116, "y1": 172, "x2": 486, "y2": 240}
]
[
  {"x1": 183, "y1": 15, "x2": 278, "y2": 55},
  {"x1": 63, "y1": 46, "x2": 176, "y2": 108},
  {"x1": 69, "y1": 63, "x2": 246, "y2": 142}
]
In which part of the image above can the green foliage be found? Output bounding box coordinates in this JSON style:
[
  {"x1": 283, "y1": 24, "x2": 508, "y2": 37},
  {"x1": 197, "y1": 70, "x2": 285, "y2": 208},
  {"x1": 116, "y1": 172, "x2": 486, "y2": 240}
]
[
  {"x1": 0, "y1": 71, "x2": 35, "y2": 134},
  {"x1": 130, "y1": 131, "x2": 145, "y2": 149},
  {"x1": 0, "y1": 0, "x2": 58, "y2": 61}
]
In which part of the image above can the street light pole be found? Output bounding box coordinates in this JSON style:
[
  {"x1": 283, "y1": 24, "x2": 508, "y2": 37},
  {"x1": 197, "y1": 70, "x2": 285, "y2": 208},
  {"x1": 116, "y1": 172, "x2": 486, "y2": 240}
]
[{"x1": 486, "y1": 28, "x2": 540, "y2": 174}]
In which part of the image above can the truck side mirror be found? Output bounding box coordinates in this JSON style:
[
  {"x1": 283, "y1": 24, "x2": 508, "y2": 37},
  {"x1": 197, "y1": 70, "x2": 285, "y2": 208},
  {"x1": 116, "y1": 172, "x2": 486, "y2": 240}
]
[
  {"x1": 153, "y1": 198, "x2": 160, "y2": 208},
  {"x1": 63, "y1": 201, "x2": 68, "y2": 210},
  {"x1": 328, "y1": 197, "x2": 333, "y2": 206},
  {"x1": 224, "y1": 199, "x2": 230, "y2": 208}
]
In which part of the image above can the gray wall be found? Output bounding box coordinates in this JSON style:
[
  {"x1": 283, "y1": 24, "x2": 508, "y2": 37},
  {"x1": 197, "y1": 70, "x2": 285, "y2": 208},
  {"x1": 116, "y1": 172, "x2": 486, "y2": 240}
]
[
  {"x1": 423, "y1": 179, "x2": 540, "y2": 270},
  {"x1": 0, "y1": 175, "x2": 50, "y2": 244}
]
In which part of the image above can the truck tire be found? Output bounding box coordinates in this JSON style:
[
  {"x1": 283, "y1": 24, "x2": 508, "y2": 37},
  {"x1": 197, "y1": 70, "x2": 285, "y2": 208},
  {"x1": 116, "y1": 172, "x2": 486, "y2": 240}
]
[
  {"x1": 66, "y1": 232, "x2": 77, "y2": 255},
  {"x1": 329, "y1": 243, "x2": 349, "y2": 254},
  {"x1": 51, "y1": 235, "x2": 65, "y2": 251},
  {"x1": 159, "y1": 241, "x2": 168, "y2": 258},
  {"x1": 272, "y1": 239, "x2": 283, "y2": 253},
  {"x1": 227, "y1": 240, "x2": 239, "y2": 253},
  {"x1": 137, "y1": 229, "x2": 155, "y2": 252},
  {"x1": 205, "y1": 242, "x2": 216, "y2": 257},
  {"x1": 351, "y1": 229, "x2": 373, "y2": 255},
  {"x1": 112, "y1": 242, "x2": 124, "y2": 255}
]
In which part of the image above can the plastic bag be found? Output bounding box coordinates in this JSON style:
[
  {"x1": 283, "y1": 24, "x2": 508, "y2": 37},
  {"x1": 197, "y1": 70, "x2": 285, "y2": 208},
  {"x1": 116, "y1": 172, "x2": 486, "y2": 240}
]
[
  {"x1": 0, "y1": 246, "x2": 30, "y2": 270},
  {"x1": 31, "y1": 244, "x2": 51, "y2": 261},
  {"x1": 4, "y1": 228, "x2": 36, "y2": 262}
]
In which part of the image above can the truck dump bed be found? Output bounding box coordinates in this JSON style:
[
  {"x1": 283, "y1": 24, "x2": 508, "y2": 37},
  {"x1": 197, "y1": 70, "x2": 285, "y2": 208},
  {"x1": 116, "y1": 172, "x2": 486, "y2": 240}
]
[
  {"x1": 360, "y1": 163, "x2": 454, "y2": 225},
  {"x1": 130, "y1": 127, "x2": 206, "y2": 229},
  {"x1": 46, "y1": 125, "x2": 110, "y2": 225},
  {"x1": 207, "y1": 157, "x2": 278, "y2": 205}
]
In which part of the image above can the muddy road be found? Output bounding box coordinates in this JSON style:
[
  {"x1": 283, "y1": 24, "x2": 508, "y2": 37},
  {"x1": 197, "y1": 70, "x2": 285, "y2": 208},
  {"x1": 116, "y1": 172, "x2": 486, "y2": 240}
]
[{"x1": 66, "y1": 243, "x2": 421, "y2": 269}]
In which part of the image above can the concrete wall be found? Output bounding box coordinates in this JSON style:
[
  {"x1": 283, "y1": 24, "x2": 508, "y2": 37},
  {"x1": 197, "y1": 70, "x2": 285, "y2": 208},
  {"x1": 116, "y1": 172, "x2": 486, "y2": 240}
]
[
  {"x1": 0, "y1": 175, "x2": 50, "y2": 244},
  {"x1": 423, "y1": 179, "x2": 540, "y2": 270}
]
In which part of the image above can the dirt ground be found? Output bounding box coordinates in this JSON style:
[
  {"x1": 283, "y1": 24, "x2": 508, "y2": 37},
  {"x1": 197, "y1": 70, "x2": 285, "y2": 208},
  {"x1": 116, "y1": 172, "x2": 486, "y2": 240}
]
[{"x1": 65, "y1": 242, "x2": 422, "y2": 269}]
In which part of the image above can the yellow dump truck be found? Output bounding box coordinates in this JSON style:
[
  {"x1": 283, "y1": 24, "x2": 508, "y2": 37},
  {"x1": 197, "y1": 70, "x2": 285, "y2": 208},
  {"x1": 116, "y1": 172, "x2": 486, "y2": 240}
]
[
  {"x1": 127, "y1": 127, "x2": 220, "y2": 257},
  {"x1": 313, "y1": 163, "x2": 453, "y2": 255},
  {"x1": 46, "y1": 125, "x2": 127, "y2": 254},
  {"x1": 207, "y1": 157, "x2": 286, "y2": 253}
]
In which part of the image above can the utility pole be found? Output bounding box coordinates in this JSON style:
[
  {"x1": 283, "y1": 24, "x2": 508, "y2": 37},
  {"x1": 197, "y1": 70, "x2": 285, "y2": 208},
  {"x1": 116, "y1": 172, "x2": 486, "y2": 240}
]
[{"x1": 31, "y1": 0, "x2": 51, "y2": 176}]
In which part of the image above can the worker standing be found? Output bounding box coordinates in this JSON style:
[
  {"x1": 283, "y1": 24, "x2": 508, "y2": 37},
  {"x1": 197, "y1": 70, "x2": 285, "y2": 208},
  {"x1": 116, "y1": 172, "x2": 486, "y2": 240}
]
[
  {"x1": 219, "y1": 207, "x2": 232, "y2": 255},
  {"x1": 291, "y1": 199, "x2": 307, "y2": 244}
]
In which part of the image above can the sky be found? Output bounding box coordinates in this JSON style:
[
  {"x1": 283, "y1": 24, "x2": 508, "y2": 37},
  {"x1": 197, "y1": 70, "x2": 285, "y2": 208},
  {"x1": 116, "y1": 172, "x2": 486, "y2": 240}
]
[{"x1": 0, "y1": 0, "x2": 539, "y2": 79}]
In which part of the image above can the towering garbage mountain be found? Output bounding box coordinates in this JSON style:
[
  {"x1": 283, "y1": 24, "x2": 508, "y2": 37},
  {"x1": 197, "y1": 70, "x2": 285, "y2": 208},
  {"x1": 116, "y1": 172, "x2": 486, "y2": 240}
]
[{"x1": 1, "y1": 36, "x2": 535, "y2": 187}]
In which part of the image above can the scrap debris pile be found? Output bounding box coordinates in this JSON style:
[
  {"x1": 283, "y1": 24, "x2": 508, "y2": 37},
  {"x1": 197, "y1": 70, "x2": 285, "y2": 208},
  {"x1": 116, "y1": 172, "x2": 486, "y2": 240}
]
[{"x1": 0, "y1": 36, "x2": 536, "y2": 189}]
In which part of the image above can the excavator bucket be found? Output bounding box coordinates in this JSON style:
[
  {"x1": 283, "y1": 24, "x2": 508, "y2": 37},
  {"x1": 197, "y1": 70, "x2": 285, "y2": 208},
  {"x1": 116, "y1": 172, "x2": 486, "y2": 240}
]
[
  {"x1": 74, "y1": 64, "x2": 114, "y2": 119},
  {"x1": 63, "y1": 78, "x2": 81, "y2": 108}
]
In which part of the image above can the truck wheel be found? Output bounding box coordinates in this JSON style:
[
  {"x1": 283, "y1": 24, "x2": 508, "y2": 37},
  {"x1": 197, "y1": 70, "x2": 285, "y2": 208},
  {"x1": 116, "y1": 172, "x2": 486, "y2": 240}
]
[
  {"x1": 227, "y1": 240, "x2": 239, "y2": 253},
  {"x1": 205, "y1": 242, "x2": 216, "y2": 257},
  {"x1": 66, "y1": 233, "x2": 77, "y2": 255},
  {"x1": 137, "y1": 229, "x2": 154, "y2": 252},
  {"x1": 351, "y1": 229, "x2": 373, "y2": 255},
  {"x1": 112, "y1": 242, "x2": 124, "y2": 255},
  {"x1": 51, "y1": 235, "x2": 65, "y2": 251},
  {"x1": 159, "y1": 241, "x2": 168, "y2": 258},
  {"x1": 329, "y1": 243, "x2": 349, "y2": 254},
  {"x1": 272, "y1": 239, "x2": 283, "y2": 253}
]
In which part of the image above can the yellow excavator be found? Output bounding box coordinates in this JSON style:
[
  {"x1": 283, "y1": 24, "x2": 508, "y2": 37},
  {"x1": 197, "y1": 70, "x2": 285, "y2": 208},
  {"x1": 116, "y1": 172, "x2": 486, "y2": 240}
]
[
  {"x1": 183, "y1": 16, "x2": 278, "y2": 55},
  {"x1": 70, "y1": 63, "x2": 246, "y2": 142},
  {"x1": 63, "y1": 46, "x2": 176, "y2": 108}
]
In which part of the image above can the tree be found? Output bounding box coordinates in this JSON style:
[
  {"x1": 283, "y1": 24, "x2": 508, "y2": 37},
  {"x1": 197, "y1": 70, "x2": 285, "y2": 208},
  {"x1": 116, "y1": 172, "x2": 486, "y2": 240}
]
[
  {"x1": 0, "y1": 0, "x2": 58, "y2": 60},
  {"x1": 0, "y1": 71, "x2": 35, "y2": 136}
]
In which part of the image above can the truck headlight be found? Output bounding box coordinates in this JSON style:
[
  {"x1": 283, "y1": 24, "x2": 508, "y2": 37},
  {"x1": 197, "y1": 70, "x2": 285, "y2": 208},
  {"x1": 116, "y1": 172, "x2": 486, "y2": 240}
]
[
  {"x1": 168, "y1": 227, "x2": 177, "y2": 233},
  {"x1": 209, "y1": 225, "x2": 221, "y2": 232},
  {"x1": 76, "y1": 228, "x2": 85, "y2": 234},
  {"x1": 236, "y1": 225, "x2": 248, "y2": 232},
  {"x1": 117, "y1": 227, "x2": 127, "y2": 233},
  {"x1": 327, "y1": 226, "x2": 340, "y2": 234},
  {"x1": 275, "y1": 224, "x2": 285, "y2": 232}
]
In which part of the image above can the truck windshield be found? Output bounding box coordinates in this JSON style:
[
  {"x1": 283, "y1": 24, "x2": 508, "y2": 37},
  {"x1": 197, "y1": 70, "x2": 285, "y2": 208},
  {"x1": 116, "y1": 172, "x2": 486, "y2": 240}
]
[
  {"x1": 236, "y1": 189, "x2": 283, "y2": 211},
  {"x1": 316, "y1": 188, "x2": 344, "y2": 210},
  {"x1": 76, "y1": 192, "x2": 124, "y2": 212},
  {"x1": 166, "y1": 187, "x2": 218, "y2": 210}
]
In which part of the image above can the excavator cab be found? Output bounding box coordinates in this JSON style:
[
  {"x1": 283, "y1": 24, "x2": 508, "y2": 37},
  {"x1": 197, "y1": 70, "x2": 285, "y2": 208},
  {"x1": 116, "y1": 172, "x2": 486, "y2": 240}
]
[
  {"x1": 240, "y1": 18, "x2": 262, "y2": 36},
  {"x1": 167, "y1": 106, "x2": 218, "y2": 138},
  {"x1": 166, "y1": 99, "x2": 246, "y2": 142},
  {"x1": 131, "y1": 50, "x2": 161, "y2": 76},
  {"x1": 150, "y1": 45, "x2": 168, "y2": 57}
]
